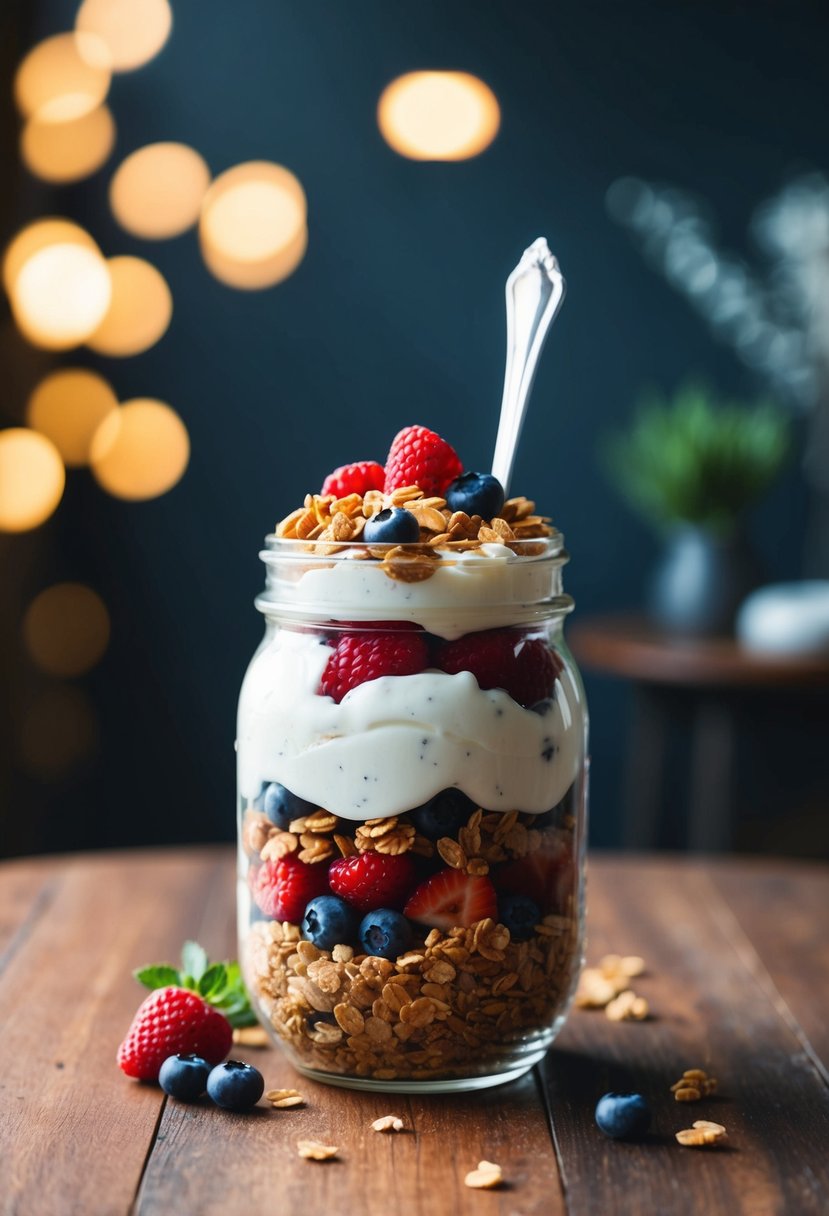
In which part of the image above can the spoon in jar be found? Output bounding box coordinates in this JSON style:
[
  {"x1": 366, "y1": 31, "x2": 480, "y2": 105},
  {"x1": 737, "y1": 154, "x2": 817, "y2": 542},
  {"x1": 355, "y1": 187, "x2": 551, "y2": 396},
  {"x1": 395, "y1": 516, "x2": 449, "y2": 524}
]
[{"x1": 491, "y1": 237, "x2": 566, "y2": 496}]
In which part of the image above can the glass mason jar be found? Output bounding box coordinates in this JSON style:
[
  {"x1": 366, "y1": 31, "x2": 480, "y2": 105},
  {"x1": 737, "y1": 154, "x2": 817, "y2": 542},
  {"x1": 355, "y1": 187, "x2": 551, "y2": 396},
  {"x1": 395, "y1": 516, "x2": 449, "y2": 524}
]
[{"x1": 237, "y1": 533, "x2": 588, "y2": 1093}]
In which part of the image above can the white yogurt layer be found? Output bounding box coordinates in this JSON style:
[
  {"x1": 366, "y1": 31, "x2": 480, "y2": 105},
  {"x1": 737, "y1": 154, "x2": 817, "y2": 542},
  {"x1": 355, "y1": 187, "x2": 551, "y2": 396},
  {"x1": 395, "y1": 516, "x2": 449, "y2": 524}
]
[
  {"x1": 262, "y1": 543, "x2": 560, "y2": 640},
  {"x1": 237, "y1": 627, "x2": 585, "y2": 821}
]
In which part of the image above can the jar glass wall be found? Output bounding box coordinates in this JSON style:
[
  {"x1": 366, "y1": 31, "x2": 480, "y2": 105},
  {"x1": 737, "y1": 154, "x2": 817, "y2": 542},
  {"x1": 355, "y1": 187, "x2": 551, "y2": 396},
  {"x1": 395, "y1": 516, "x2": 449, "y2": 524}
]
[{"x1": 237, "y1": 538, "x2": 588, "y2": 1092}]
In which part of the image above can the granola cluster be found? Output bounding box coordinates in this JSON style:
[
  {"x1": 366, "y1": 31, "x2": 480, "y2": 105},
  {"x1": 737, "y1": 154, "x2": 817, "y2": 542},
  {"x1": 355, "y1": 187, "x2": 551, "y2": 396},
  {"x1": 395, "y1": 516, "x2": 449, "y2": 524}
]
[{"x1": 274, "y1": 486, "x2": 556, "y2": 580}]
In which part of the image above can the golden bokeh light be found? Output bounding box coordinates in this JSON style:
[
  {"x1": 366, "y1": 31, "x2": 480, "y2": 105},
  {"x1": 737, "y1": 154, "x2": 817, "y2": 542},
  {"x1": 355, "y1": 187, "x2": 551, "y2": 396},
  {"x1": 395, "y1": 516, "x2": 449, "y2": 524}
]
[
  {"x1": 109, "y1": 142, "x2": 211, "y2": 239},
  {"x1": 91, "y1": 399, "x2": 189, "y2": 500},
  {"x1": 10, "y1": 242, "x2": 112, "y2": 349},
  {"x1": 0, "y1": 429, "x2": 65, "y2": 532},
  {"x1": 199, "y1": 161, "x2": 307, "y2": 290},
  {"x1": 14, "y1": 32, "x2": 111, "y2": 123},
  {"x1": 19, "y1": 684, "x2": 98, "y2": 779},
  {"x1": 26, "y1": 368, "x2": 118, "y2": 466},
  {"x1": 87, "y1": 256, "x2": 172, "y2": 356},
  {"x1": 76, "y1": 0, "x2": 173, "y2": 72},
  {"x1": 3, "y1": 218, "x2": 98, "y2": 295},
  {"x1": 21, "y1": 103, "x2": 116, "y2": 183},
  {"x1": 23, "y1": 583, "x2": 111, "y2": 677},
  {"x1": 377, "y1": 71, "x2": 500, "y2": 161}
]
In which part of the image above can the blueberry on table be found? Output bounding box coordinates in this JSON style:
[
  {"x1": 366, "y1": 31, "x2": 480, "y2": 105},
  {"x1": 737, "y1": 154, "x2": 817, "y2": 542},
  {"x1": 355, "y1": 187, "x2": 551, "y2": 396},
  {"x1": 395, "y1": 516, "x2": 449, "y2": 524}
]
[
  {"x1": 363, "y1": 507, "x2": 420, "y2": 544},
  {"x1": 594, "y1": 1092, "x2": 651, "y2": 1140},
  {"x1": 359, "y1": 909, "x2": 413, "y2": 960},
  {"x1": 497, "y1": 894, "x2": 541, "y2": 941},
  {"x1": 158, "y1": 1053, "x2": 211, "y2": 1102},
  {"x1": 206, "y1": 1060, "x2": 265, "y2": 1111},
  {"x1": 444, "y1": 471, "x2": 505, "y2": 520},
  {"x1": 263, "y1": 782, "x2": 317, "y2": 830},
  {"x1": 302, "y1": 895, "x2": 360, "y2": 952},
  {"x1": 410, "y1": 788, "x2": 477, "y2": 840}
]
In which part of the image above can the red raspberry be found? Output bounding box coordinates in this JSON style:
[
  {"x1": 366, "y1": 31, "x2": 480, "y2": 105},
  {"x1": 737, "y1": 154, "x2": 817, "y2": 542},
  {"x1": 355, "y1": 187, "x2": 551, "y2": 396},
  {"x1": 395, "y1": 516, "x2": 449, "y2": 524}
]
[
  {"x1": 320, "y1": 631, "x2": 429, "y2": 703},
  {"x1": 321, "y1": 460, "x2": 385, "y2": 498},
  {"x1": 434, "y1": 629, "x2": 562, "y2": 708},
  {"x1": 250, "y1": 855, "x2": 330, "y2": 922},
  {"x1": 383, "y1": 425, "x2": 462, "y2": 497},
  {"x1": 117, "y1": 987, "x2": 232, "y2": 1081},
  {"x1": 328, "y1": 852, "x2": 418, "y2": 913}
]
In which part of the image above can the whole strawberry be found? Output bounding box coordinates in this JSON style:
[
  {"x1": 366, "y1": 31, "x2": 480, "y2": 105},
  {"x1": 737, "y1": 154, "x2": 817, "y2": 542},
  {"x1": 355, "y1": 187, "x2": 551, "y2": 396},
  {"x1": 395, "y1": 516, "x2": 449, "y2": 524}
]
[
  {"x1": 434, "y1": 628, "x2": 561, "y2": 708},
  {"x1": 117, "y1": 941, "x2": 256, "y2": 1082},
  {"x1": 383, "y1": 425, "x2": 462, "y2": 497},
  {"x1": 321, "y1": 460, "x2": 385, "y2": 498},
  {"x1": 320, "y1": 630, "x2": 429, "y2": 703}
]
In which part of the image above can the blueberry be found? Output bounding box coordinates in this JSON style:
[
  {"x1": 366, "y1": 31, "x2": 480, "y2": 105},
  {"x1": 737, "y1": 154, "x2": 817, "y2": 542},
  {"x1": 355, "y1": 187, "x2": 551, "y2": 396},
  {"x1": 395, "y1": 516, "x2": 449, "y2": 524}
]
[
  {"x1": 302, "y1": 895, "x2": 360, "y2": 952},
  {"x1": 410, "y1": 788, "x2": 477, "y2": 840},
  {"x1": 445, "y1": 472, "x2": 505, "y2": 520},
  {"x1": 359, "y1": 909, "x2": 413, "y2": 960},
  {"x1": 158, "y1": 1053, "x2": 211, "y2": 1102},
  {"x1": 363, "y1": 507, "x2": 420, "y2": 544},
  {"x1": 529, "y1": 698, "x2": 554, "y2": 716},
  {"x1": 206, "y1": 1060, "x2": 265, "y2": 1111},
  {"x1": 263, "y1": 782, "x2": 317, "y2": 830},
  {"x1": 594, "y1": 1092, "x2": 651, "y2": 1140},
  {"x1": 497, "y1": 894, "x2": 541, "y2": 941}
]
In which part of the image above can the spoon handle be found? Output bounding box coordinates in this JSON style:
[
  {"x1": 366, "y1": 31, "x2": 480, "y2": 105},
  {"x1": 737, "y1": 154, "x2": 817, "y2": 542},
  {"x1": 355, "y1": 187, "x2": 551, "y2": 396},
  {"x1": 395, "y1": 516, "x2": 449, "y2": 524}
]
[{"x1": 491, "y1": 238, "x2": 566, "y2": 495}]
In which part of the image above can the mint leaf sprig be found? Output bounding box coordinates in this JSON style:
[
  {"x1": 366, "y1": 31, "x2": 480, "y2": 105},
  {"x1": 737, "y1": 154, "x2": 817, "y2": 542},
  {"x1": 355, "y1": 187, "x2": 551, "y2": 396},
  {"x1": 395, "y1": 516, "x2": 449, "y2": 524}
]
[{"x1": 134, "y1": 940, "x2": 257, "y2": 1028}]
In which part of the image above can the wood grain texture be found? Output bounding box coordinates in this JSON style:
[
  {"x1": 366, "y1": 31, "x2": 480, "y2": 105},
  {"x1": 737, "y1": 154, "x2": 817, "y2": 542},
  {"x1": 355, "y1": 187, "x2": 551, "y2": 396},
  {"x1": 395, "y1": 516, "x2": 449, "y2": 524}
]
[{"x1": 1, "y1": 849, "x2": 827, "y2": 1216}]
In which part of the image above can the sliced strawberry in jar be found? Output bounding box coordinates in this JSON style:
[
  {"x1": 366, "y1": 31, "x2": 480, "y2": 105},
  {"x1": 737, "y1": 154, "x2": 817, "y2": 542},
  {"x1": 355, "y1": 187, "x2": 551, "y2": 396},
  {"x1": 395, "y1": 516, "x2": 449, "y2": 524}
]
[
  {"x1": 434, "y1": 628, "x2": 561, "y2": 708},
  {"x1": 494, "y1": 831, "x2": 574, "y2": 914},
  {"x1": 403, "y1": 868, "x2": 497, "y2": 932}
]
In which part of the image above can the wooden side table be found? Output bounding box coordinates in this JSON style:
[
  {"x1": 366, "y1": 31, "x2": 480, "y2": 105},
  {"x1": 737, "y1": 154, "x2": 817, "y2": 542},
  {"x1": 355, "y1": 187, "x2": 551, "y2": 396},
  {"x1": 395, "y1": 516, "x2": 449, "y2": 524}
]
[{"x1": 569, "y1": 615, "x2": 829, "y2": 851}]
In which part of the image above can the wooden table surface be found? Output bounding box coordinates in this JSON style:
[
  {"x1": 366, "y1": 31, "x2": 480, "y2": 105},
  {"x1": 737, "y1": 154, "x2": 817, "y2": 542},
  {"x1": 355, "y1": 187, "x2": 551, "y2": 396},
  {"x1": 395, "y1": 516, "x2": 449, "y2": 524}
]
[{"x1": 2, "y1": 848, "x2": 828, "y2": 1216}]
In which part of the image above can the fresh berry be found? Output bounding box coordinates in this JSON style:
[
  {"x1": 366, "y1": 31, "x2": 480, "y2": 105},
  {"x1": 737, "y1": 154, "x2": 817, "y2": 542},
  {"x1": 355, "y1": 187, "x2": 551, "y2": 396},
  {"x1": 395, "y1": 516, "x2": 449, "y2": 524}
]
[
  {"x1": 494, "y1": 834, "x2": 573, "y2": 911},
  {"x1": 250, "y1": 855, "x2": 330, "y2": 922},
  {"x1": 301, "y1": 894, "x2": 360, "y2": 951},
  {"x1": 321, "y1": 460, "x2": 385, "y2": 498},
  {"x1": 445, "y1": 471, "x2": 505, "y2": 520},
  {"x1": 497, "y1": 894, "x2": 541, "y2": 941},
  {"x1": 383, "y1": 425, "x2": 462, "y2": 497},
  {"x1": 328, "y1": 852, "x2": 417, "y2": 913},
  {"x1": 358, "y1": 909, "x2": 413, "y2": 960},
  {"x1": 262, "y1": 782, "x2": 317, "y2": 830},
  {"x1": 404, "y1": 868, "x2": 497, "y2": 932},
  {"x1": 434, "y1": 628, "x2": 559, "y2": 708},
  {"x1": 594, "y1": 1092, "x2": 651, "y2": 1140},
  {"x1": 158, "y1": 1053, "x2": 211, "y2": 1101},
  {"x1": 117, "y1": 988, "x2": 232, "y2": 1081},
  {"x1": 206, "y1": 1060, "x2": 265, "y2": 1111},
  {"x1": 363, "y1": 507, "x2": 420, "y2": 544},
  {"x1": 410, "y1": 788, "x2": 477, "y2": 841},
  {"x1": 319, "y1": 631, "x2": 429, "y2": 703}
]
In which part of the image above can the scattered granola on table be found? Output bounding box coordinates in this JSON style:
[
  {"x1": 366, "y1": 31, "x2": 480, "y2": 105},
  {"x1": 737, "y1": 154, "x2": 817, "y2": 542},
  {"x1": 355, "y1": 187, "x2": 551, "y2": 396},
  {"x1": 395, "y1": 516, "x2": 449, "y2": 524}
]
[
  {"x1": 464, "y1": 1161, "x2": 504, "y2": 1189},
  {"x1": 676, "y1": 1120, "x2": 727, "y2": 1148},
  {"x1": 371, "y1": 1115, "x2": 405, "y2": 1132},
  {"x1": 671, "y1": 1068, "x2": 718, "y2": 1101},
  {"x1": 297, "y1": 1140, "x2": 339, "y2": 1161}
]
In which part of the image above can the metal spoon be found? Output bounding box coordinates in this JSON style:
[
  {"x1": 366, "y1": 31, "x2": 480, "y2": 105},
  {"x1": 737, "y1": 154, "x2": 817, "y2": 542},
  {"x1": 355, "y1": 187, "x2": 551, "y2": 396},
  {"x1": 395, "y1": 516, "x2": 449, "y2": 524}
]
[{"x1": 491, "y1": 237, "x2": 566, "y2": 495}]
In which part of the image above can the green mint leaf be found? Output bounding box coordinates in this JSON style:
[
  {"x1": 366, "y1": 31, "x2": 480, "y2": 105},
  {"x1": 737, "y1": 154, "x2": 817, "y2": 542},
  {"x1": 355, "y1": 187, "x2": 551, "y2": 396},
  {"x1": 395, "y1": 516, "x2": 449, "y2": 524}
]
[
  {"x1": 198, "y1": 963, "x2": 227, "y2": 998},
  {"x1": 134, "y1": 964, "x2": 181, "y2": 990},
  {"x1": 181, "y1": 941, "x2": 208, "y2": 982}
]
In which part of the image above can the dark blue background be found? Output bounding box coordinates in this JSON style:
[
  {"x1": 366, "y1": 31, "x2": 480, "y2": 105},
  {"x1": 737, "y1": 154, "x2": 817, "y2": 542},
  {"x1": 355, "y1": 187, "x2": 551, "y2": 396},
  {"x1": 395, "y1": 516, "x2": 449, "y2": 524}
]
[{"x1": 3, "y1": 0, "x2": 825, "y2": 856}]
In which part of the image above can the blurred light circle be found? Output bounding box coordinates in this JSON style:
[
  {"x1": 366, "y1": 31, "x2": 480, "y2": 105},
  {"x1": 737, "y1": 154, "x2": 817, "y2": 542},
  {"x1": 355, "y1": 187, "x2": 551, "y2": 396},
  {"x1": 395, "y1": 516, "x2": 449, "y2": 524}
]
[
  {"x1": 377, "y1": 71, "x2": 500, "y2": 161},
  {"x1": 110, "y1": 142, "x2": 210, "y2": 238},
  {"x1": 23, "y1": 583, "x2": 110, "y2": 677},
  {"x1": 76, "y1": 0, "x2": 173, "y2": 72},
  {"x1": 14, "y1": 32, "x2": 111, "y2": 123},
  {"x1": 21, "y1": 103, "x2": 115, "y2": 183},
  {"x1": 87, "y1": 256, "x2": 172, "y2": 356},
  {"x1": 26, "y1": 368, "x2": 118, "y2": 466},
  {"x1": 91, "y1": 399, "x2": 189, "y2": 500},
  {"x1": 19, "y1": 684, "x2": 98, "y2": 779},
  {"x1": 11, "y1": 242, "x2": 112, "y2": 349},
  {"x1": 201, "y1": 222, "x2": 308, "y2": 291},
  {"x1": 0, "y1": 429, "x2": 65, "y2": 532},
  {"x1": 199, "y1": 161, "x2": 306, "y2": 289},
  {"x1": 3, "y1": 218, "x2": 98, "y2": 295}
]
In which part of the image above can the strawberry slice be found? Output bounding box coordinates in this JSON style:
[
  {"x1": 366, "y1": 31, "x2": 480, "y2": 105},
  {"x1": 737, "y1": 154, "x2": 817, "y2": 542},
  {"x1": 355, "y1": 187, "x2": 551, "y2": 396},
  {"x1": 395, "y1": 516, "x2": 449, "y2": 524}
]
[
  {"x1": 494, "y1": 832, "x2": 574, "y2": 912},
  {"x1": 403, "y1": 868, "x2": 497, "y2": 932}
]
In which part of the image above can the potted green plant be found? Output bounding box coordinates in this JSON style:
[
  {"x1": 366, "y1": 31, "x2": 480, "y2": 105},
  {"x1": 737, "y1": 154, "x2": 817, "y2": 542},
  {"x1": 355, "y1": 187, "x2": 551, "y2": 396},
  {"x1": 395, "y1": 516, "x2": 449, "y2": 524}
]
[{"x1": 603, "y1": 384, "x2": 790, "y2": 634}]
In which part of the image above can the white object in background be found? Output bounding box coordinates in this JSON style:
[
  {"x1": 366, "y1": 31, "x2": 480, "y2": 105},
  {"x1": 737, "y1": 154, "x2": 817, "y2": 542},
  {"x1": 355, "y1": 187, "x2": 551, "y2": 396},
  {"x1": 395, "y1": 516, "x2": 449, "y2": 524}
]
[{"x1": 736, "y1": 581, "x2": 829, "y2": 656}]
